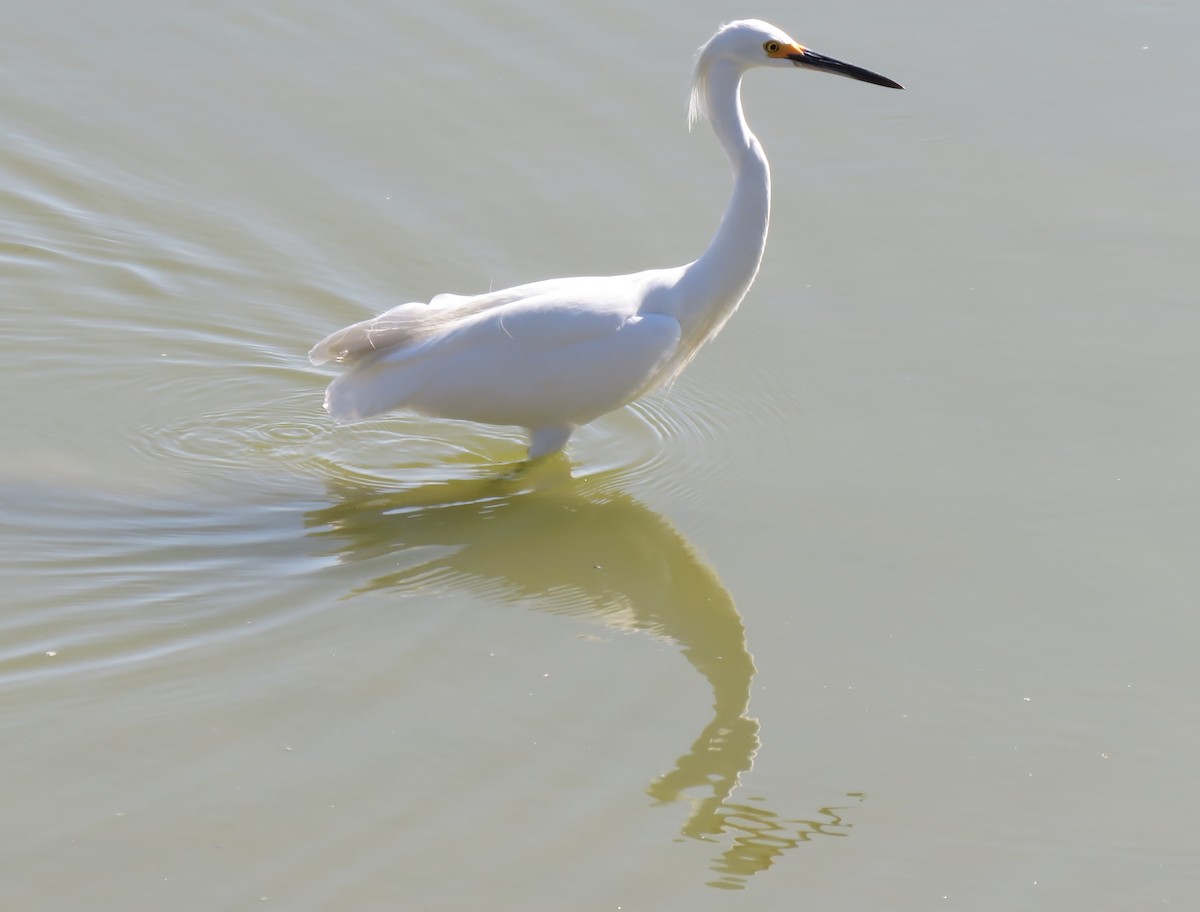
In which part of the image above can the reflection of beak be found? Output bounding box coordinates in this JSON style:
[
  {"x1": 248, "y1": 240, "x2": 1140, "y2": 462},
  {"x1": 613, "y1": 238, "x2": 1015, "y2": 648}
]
[{"x1": 787, "y1": 46, "x2": 904, "y2": 90}]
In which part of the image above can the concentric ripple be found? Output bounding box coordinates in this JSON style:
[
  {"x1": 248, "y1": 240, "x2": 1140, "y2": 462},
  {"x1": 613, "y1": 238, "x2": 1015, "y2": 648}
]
[{"x1": 133, "y1": 354, "x2": 721, "y2": 495}]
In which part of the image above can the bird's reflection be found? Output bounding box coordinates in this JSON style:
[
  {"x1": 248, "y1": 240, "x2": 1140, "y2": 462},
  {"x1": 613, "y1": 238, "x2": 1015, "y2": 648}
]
[{"x1": 305, "y1": 460, "x2": 858, "y2": 888}]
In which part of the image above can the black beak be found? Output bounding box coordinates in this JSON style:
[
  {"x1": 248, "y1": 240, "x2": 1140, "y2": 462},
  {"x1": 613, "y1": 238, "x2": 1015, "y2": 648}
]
[{"x1": 787, "y1": 49, "x2": 903, "y2": 90}]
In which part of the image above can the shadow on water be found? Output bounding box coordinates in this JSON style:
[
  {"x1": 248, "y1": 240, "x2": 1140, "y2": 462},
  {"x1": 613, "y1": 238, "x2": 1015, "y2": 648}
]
[{"x1": 305, "y1": 459, "x2": 862, "y2": 889}]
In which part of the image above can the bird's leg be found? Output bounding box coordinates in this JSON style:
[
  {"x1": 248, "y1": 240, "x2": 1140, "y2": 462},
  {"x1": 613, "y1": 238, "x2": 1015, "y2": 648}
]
[{"x1": 527, "y1": 425, "x2": 574, "y2": 460}]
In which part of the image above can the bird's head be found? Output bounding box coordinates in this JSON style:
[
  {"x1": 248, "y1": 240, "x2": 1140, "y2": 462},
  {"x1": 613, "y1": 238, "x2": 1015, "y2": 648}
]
[{"x1": 689, "y1": 19, "x2": 902, "y2": 127}]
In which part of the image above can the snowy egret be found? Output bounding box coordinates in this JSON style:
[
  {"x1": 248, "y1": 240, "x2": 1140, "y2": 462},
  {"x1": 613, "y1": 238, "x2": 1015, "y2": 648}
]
[{"x1": 310, "y1": 20, "x2": 901, "y2": 459}]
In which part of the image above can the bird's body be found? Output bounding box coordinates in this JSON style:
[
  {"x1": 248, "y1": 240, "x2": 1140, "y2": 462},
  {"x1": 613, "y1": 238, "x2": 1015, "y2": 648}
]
[{"x1": 310, "y1": 20, "x2": 901, "y2": 459}]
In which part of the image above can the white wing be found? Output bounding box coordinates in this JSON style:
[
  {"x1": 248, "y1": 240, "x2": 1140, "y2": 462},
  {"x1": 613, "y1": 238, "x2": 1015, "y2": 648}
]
[
  {"x1": 318, "y1": 275, "x2": 682, "y2": 429},
  {"x1": 308, "y1": 276, "x2": 604, "y2": 367}
]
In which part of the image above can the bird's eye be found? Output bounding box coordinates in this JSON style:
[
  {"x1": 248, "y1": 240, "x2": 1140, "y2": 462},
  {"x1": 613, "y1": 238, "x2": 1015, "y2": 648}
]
[{"x1": 763, "y1": 40, "x2": 781, "y2": 54}]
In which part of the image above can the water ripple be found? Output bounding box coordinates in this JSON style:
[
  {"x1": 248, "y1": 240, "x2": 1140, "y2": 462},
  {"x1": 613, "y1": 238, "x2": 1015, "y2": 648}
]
[
  {"x1": 0, "y1": 483, "x2": 334, "y2": 689},
  {"x1": 130, "y1": 355, "x2": 719, "y2": 494}
]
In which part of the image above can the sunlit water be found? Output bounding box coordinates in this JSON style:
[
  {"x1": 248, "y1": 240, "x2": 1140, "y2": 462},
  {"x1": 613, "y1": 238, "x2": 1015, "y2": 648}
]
[{"x1": 3, "y1": 1, "x2": 1199, "y2": 909}]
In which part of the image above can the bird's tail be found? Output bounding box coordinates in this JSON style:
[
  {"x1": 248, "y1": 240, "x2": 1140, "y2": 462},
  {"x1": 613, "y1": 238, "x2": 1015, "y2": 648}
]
[{"x1": 322, "y1": 356, "x2": 424, "y2": 422}]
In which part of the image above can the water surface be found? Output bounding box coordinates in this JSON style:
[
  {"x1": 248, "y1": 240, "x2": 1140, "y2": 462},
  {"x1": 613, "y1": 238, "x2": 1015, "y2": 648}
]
[{"x1": 3, "y1": 1, "x2": 1198, "y2": 908}]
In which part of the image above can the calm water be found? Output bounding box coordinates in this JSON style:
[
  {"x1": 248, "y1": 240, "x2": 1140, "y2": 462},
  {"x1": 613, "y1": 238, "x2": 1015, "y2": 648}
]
[{"x1": 3, "y1": 0, "x2": 1198, "y2": 908}]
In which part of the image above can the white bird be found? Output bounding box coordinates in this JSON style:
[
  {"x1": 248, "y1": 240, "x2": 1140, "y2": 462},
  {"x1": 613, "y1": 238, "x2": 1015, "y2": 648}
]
[{"x1": 310, "y1": 20, "x2": 901, "y2": 459}]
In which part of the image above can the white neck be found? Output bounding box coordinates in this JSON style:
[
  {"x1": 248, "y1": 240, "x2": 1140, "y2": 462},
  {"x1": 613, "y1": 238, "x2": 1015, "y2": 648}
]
[{"x1": 673, "y1": 59, "x2": 771, "y2": 347}]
